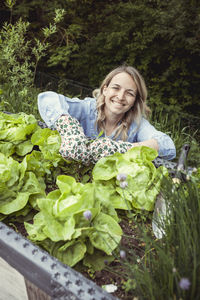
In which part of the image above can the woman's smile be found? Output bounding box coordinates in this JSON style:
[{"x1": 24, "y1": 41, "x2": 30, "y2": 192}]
[{"x1": 111, "y1": 99, "x2": 126, "y2": 107}]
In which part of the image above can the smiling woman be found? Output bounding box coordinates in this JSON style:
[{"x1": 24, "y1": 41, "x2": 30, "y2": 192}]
[
  {"x1": 103, "y1": 72, "x2": 138, "y2": 136},
  {"x1": 38, "y1": 65, "x2": 176, "y2": 164}
]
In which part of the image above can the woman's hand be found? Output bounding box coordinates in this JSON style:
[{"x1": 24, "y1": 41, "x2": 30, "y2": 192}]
[{"x1": 133, "y1": 139, "x2": 159, "y2": 152}]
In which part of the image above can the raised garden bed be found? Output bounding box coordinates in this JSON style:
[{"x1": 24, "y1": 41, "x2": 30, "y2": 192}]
[
  {"x1": 1, "y1": 111, "x2": 195, "y2": 299},
  {"x1": 0, "y1": 144, "x2": 192, "y2": 300}
]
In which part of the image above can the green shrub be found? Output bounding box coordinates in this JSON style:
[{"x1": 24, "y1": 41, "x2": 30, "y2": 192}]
[{"x1": 0, "y1": 1, "x2": 65, "y2": 116}]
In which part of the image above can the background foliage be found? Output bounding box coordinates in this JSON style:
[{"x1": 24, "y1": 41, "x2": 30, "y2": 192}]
[
  {"x1": 1, "y1": 0, "x2": 200, "y2": 117},
  {"x1": 0, "y1": 0, "x2": 199, "y2": 165}
]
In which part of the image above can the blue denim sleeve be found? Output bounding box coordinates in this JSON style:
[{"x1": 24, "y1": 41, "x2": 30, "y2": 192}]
[
  {"x1": 38, "y1": 91, "x2": 95, "y2": 129},
  {"x1": 136, "y1": 118, "x2": 176, "y2": 160},
  {"x1": 38, "y1": 92, "x2": 69, "y2": 128}
]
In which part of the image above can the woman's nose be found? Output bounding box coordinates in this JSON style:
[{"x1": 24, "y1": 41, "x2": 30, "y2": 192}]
[{"x1": 117, "y1": 89, "x2": 125, "y2": 100}]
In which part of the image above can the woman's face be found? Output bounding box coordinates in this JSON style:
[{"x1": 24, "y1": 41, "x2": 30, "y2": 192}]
[{"x1": 103, "y1": 72, "x2": 137, "y2": 119}]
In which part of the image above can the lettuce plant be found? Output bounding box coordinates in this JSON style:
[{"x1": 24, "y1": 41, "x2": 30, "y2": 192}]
[
  {"x1": 0, "y1": 111, "x2": 38, "y2": 157},
  {"x1": 93, "y1": 146, "x2": 168, "y2": 211},
  {"x1": 25, "y1": 175, "x2": 122, "y2": 268},
  {"x1": 0, "y1": 152, "x2": 45, "y2": 219}
]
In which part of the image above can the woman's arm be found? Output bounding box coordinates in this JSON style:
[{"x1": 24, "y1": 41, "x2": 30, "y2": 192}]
[
  {"x1": 134, "y1": 118, "x2": 176, "y2": 160},
  {"x1": 133, "y1": 138, "x2": 159, "y2": 152},
  {"x1": 37, "y1": 91, "x2": 95, "y2": 130}
]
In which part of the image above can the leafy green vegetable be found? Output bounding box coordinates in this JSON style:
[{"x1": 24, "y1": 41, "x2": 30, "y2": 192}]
[
  {"x1": 0, "y1": 152, "x2": 46, "y2": 215},
  {"x1": 31, "y1": 127, "x2": 62, "y2": 166},
  {"x1": 0, "y1": 111, "x2": 170, "y2": 271},
  {"x1": 39, "y1": 239, "x2": 87, "y2": 267},
  {"x1": 88, "y1": 212, "x2": 122, "y2": 255},
  {"x1": 92, "y1": 146, "x2": 168, "y2": 211},
  {"x1": 25, "y1": 175, "x2": 122, "y2": 267},
  {"x1": 83, "y1": 249, "x2": 114, "y2": 271},
  {"x1": 0, "y1": 112, "x2": 38, "y2": 157}
]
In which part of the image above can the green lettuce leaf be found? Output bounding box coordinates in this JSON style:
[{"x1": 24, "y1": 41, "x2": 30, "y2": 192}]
[
  {"x1": 40, "y1": 239, "x2": 87, "y2": 267},
  {"x1": 88, "y1": 212, "x2": 122, "y2": 255},
  {"x1": 0, "y1": 112, "x2": 38, "y2": 157},
  {"x1": 0, "y1": 152, "x2": 45, "y2": 215},
  {"x1": 31, "y1": 128, "x2": 62, "y2": 166},
  {"x1": 83, "y1": 250, "x2": 114, "y2": 271}
]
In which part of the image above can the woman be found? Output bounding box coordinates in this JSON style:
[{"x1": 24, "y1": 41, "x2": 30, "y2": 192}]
[{"x1": 38, "y1": 65, "x2": 176, "y2": 165}]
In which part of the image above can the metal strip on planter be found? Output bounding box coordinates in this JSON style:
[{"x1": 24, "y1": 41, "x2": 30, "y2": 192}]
[{"x1": 0, "y1": 223, "x2": 119, "y2": 300}]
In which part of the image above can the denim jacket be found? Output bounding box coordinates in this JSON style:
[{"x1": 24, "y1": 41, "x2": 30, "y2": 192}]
[{"x1": 38, "y1": 91, "x2": 176, "y2": 160}]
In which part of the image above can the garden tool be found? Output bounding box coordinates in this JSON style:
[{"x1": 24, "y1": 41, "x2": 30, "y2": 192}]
[{"x1": 152, "y1": 144, "x2": 192, "y2": 239}]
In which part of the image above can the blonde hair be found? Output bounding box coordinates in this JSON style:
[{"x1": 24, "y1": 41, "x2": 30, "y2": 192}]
[{"x1": 93, "y1": 65, "x2": 151, "y2": 141}]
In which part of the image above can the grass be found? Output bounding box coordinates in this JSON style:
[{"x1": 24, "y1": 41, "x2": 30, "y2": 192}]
[{"x1": 150, "y1": 108, "x2": 200, "y2": 167}]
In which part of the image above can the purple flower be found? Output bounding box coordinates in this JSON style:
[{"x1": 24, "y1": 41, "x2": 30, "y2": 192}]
[
  {"x1": 83, "y1": 210, "x2": 92, "y2": 220},
  {"x1": 179, "y1": 278, "x2": 191, "y2": 290},
  {"x1": 120, "y1": 250, "x2": 126, "y2": 259},
  {"x1": 117, "y1": 173, "x2": 127, "y2": 182},
  {"x1": 120, "y1": 181, "x2": 128, "y2": 189}
]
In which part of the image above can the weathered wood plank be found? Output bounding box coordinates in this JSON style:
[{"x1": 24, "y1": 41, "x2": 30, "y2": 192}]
[
  {"x1": 24, "y1": 279, "x2": 51, "y2": 300},
  {"x1": 0, "y1": 257, "x2": 28, "y2": 300}
]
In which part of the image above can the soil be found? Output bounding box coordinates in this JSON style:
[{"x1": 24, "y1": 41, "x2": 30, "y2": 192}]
[
  {"x1": 8, "y1": 215, "x2": 149, "y2": 300},
  {"x1": 83, "y1": 217, "x2": 145, "y2": 300}
]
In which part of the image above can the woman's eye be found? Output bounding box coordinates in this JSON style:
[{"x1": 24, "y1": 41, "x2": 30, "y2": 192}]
[{"x1": 127, "y1": 92, "x2": 135, "y2": 97}]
